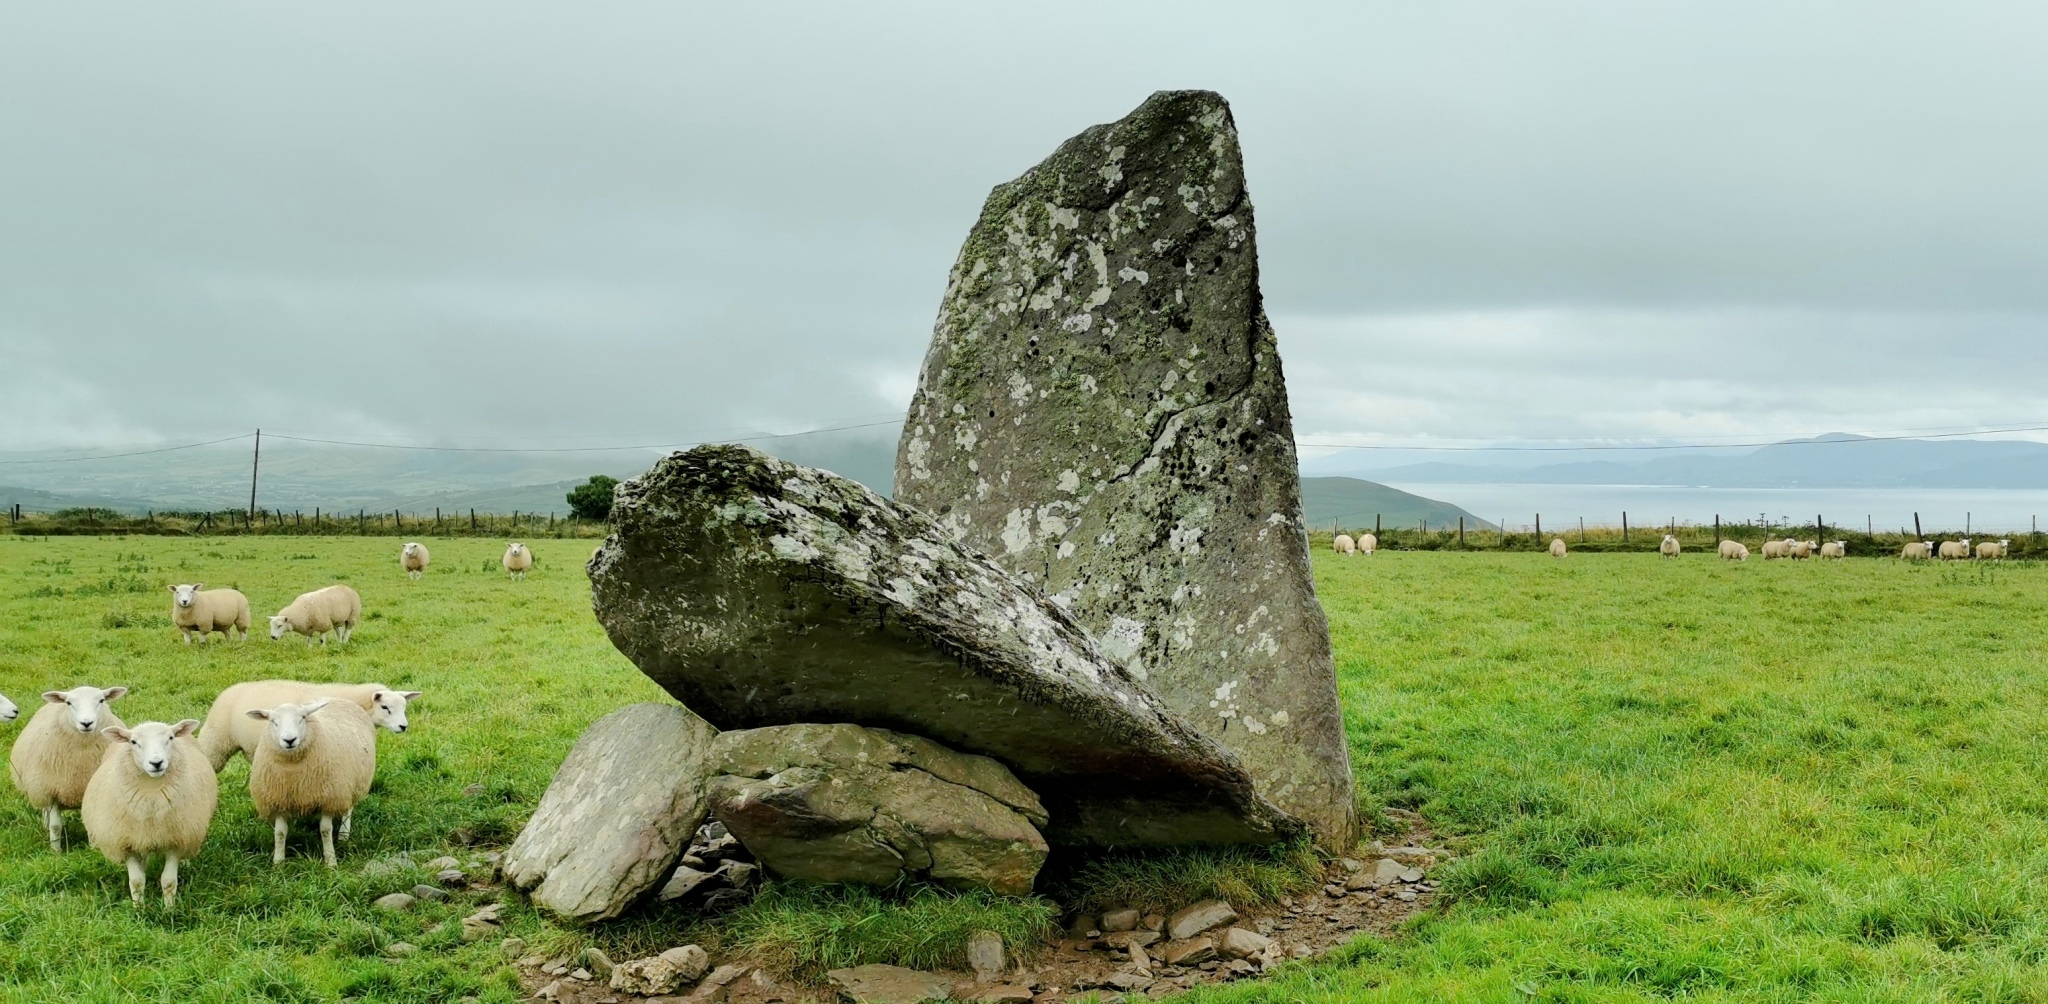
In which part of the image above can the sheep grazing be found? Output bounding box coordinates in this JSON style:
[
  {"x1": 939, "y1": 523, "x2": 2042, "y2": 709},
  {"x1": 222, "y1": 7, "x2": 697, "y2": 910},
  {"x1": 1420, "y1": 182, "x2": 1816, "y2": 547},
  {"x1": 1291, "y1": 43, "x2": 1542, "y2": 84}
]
[
  {"x1": 1938, "y1": 539, "x2": 1973, "y2": 560},
  {"x1": 268, "y1": 584, "x2": 362, "y2": 646},
  {"x1": 8, "y1": 685, "x2": 129, "y2": 852},
  {"x1": 81, "y1": 720, "x2": 216, "y2": 908},
  {"x1": 399, "y1": 541, "x2": 431, "y2": 580},
  {"x1": 1549, "y1": 538, "x2": 1567, "y2": 558},
  {"x1": 503, "y1": 542, "x2": 533, "y2": 580},
  {"x1": 1819, "y1": 541, "x2": 1847, "y2": 559},
  {"x1": 245, "y1": 699, "x2": 377, "y2": 867},
  {"x1": 1718, "y1": 540, "x2": 1749, "y2": 561},
  {"x1": 1900, "y1": 541, "x2": 1933, "y2": 560},
  {"x1": 1359, "y1": 532, "x2": 1377, "y2": 555},
  {"x1": 1332, "y1": 533, "x2": 1355, "y2": 555},
  {"x1": 0, "y1": 693, "x2": 16, "y2": 723},
  {"x1": 1761, "y1": 539, "x2": 1792, "y2": 560},
  {"x1": 198, "y1": 680, "x2": 423, "y2": 772},
  {"x1": 1659, "y1": 534, "x2": 1680, "y2": 558},
  {"x1": 167, "y1": 584, "x2": 250, "y2": 644},
  {"x1": 1977, "y1": 539, "x2": 2010, "y2": 560},
  {"x1": 1790, "y1": 540, "x2": 1816, "y2": 560}
]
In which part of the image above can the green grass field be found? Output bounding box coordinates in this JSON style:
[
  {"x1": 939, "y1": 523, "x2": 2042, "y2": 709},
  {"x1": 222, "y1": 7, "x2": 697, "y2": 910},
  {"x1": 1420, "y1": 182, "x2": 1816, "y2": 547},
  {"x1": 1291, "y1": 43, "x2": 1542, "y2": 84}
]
[{"x1": 3, "y1": 537, "x2": 2046, "y2": 1002}]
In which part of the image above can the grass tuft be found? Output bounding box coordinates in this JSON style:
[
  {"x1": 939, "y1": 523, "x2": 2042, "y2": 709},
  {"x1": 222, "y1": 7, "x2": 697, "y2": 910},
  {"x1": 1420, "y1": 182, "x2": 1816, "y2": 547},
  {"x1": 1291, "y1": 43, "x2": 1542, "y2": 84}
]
[{"x1": 717, "y1": 881, "x2": 1060, "y2": 977}]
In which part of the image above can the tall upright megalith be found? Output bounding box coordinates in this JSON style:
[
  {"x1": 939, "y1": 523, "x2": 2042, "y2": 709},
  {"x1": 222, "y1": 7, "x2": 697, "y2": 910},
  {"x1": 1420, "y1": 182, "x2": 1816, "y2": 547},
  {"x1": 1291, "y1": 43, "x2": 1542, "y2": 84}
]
[{"x1": 894, "y1": 90, "x2": 1356, "y2": 848}]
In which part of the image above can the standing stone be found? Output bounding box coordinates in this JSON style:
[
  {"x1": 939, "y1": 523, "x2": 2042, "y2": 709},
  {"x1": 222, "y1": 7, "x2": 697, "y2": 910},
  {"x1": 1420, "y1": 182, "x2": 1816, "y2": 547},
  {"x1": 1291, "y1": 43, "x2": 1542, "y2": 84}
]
[
  {"x1": 589, "y1": 444, "x2": 1298, "y2": 848},
  {"x1": 504, "y1": 703, "x2": 718, "y2": 923},
  {"x1": 893, "y1": 89, "x2": 1355, "y2": 847}
]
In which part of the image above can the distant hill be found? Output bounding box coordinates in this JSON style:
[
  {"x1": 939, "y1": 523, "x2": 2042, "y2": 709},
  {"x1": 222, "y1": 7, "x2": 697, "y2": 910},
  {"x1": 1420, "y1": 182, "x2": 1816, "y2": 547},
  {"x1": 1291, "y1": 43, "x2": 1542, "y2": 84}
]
[
  {"x1": 1328, "y1": 434, "x2": 2048, "y2": 489},
  {"x1": 1299, "y1": 477, "x2": 1494, "y2": 532}
]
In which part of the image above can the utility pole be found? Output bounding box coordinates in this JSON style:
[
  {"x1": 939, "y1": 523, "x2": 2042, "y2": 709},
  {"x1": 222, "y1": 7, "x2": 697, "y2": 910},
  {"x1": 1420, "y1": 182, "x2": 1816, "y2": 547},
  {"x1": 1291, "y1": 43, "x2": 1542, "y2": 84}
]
[{"x1": 248, "y1": 428, "x2": 261, "y2": 520}]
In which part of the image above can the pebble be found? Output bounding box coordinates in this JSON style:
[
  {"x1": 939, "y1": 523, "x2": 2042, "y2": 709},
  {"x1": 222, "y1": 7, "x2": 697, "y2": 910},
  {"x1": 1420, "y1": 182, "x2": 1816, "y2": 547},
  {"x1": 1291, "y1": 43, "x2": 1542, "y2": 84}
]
[
  {"x1": 386, "y1": 942, "x2": 417, "y2": 957},
  {"x1": 1099, "y1": 908, "x2": 1139, "y2": 933},
  {"x1": 373, "y1": 893, "x2": 416, "y2": 912},
  {"x1": 583, "y1": 947, "x2": 614, "y2": 979},
  {"x1": 500, "y1": 937, "x2": 526, "y2": 961},
  {"x1": 437, "y1": 868, "x2": 468, "y2": 886},
  {"x1": 535, "y1": 980, "x2": 563, "y2": 1002},
  {"x1": 425, "y1": 856, "x2": 461, "y2": 870},
  {"x1": 411, "y1": 884, "x2": 448, "y2": 901},
  {"x1": 570, "y1": 968, "x2": 592, "y2": 982}
]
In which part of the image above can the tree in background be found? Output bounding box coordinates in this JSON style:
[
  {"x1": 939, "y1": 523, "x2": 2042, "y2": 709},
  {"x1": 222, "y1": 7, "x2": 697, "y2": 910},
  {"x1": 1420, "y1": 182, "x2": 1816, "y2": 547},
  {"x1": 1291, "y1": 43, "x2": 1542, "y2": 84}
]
[{"x1": 566, "y1": 475, "x2": 620, "y2": 521}]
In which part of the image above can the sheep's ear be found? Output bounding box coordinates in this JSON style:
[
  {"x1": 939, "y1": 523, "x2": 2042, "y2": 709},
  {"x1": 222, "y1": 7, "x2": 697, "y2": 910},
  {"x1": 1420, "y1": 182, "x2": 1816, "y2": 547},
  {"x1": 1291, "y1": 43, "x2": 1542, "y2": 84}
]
[
  {"x1": 245, "y1": 709, "x2": 271, "y2": 721},
  {"x1": 102, "y1": 687, "x2": 128, "y2": 702},
  {"x1": 399, "y1": 691, "x2": 422, "y2": 702},
  {"x1": 103, "y1": 727, "x2": 131, "y2": 743},
  {"x1": 166, "y1": 585, "x2": 178, "y2": 594},
  {"x1": 42, "y1": 691, "x2": 67, "y2": 704},
  {"x1": 172, "y1": 719, "x2": 201, "y2": 738},
  {"x1": 302, "y1": 698, "x2": 334, "y2": 717},
  {"x1": 192, "y1": 583, "x2": 203, "y2": 591}
]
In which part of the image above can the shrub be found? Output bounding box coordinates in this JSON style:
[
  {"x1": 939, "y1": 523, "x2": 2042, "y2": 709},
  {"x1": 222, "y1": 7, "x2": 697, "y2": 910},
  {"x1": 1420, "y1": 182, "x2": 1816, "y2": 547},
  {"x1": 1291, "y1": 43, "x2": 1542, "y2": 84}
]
[{"x1": 565, "y1": 475, "x2": 620, "y2": 521}]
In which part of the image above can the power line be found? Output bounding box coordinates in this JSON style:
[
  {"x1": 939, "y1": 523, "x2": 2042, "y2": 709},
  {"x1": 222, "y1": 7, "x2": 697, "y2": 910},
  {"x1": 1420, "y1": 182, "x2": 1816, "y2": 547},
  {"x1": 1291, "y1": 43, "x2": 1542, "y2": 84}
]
[
  {"x1": 0, "y1": 434, "x2": 256, "y2": 466},
  {"x1": 1299, "y1": 424, "x2": 2048, "y2": 453},
  {"x1": 261, "y1": 418, "x2": 905, "y2": 454}
]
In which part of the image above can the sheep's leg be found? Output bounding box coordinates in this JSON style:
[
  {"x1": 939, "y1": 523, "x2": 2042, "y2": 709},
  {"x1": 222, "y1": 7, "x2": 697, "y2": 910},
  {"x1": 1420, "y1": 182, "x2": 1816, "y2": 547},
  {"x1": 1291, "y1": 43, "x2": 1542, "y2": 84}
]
[
  {"x1": 181, "y1": 629, "x2": 192, "y2": 645},
  {"x1": 126, "y1": 856, "x2": 147, "y2": 905},
  {"x1": 339, "y1": 810, "x2": 352, "y2": 841},
  {"x1": 44, "y1": 805, "x2": 64, "y2": 852},
  {"x1": 319, "y1": 815, "x2": 337, "y2": 868},
  {"x1": 272, "y1": 816, "x2": 289, "y2": 864},
  {"x1": 160, "y1": 853, "x2": 180, "y2": 908}
]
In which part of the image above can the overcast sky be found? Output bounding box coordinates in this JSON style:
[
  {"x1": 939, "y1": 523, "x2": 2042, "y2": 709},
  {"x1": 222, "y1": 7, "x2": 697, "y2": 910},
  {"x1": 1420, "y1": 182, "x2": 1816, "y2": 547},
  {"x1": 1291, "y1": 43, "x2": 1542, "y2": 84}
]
[{"x1": 5, "y1": 2, "x2": 2046, "y2": 463}]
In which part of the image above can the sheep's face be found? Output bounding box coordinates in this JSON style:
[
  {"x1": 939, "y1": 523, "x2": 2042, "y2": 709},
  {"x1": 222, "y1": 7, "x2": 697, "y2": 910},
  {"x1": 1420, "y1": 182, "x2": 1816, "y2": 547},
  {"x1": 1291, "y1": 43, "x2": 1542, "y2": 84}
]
[
  {"x1": 507, "y1": 543, "x2": 527, "y2": 559},
  {"x1": 247, "y1": 699, "x2": 332, "y2": 754},
  {"x1": 0, "y1": 693, "x2": 16, "y2": 722},
  {"x1": 41, "y1": 685, "x2": 127, "y2": 734},
  {"x1": 267, "y1": 615, "x2": 292, "y2": 640},
  {"x1": 369, "y1": 690, "x2": 423, "y2": 734},
  {"x1": 168, "y1": 583, "x2": 204, "y2": 609},
  {"x1": 403, "y1": 543, "x2": 422, "y2": 559},
  {"x1": 106, "y1": 720, "x2": 198, "y2": 778}
]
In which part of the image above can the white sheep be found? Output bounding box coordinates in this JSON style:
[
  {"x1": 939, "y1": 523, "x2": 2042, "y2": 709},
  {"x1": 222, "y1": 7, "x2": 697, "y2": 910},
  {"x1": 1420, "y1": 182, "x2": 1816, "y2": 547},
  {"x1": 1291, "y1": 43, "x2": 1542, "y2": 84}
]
[
  {"x1": 1819, "y1": 541, "x2": 1847, "y2": 558},
  {"x1": 167, "y1": 584, "x2": 250, "y2": 644},
  {"x1": 245, "y1": 699, "x2": 377, "y2": 867},
  {"x1": 198, "y1": 680, "x2": 422, "y2": 772},
  {"x1": 1718, "y1": 540, "x2": 1749, "y2": 561},
  {"x1": 400, "y1": 541, "x2": 431, "y2": 580},
  {"x1": 0, "y1": 693, "x2": 16, "y2": 723},
  {"x1": 81, "y1": 719, "x2": 216, "y2": 908},
  {"x1": 268, "y1": 585, "x2": 362, "y2": 646},
  {"x1": 1762, "y1": 539, "x2": 1792, "y2": 560},
  {"x1": 503, "y1": 542, "x2": 533, "y2": 580},
  {"x1": 8, "y1": 685, "x2": 129, "y2": 852},
  {"x1": 1549, "y1": 538, "x2": 1567, "y2": 558},
  {"x1": 1791, "y1": 540, "x2": 1816, "y2": 559},
  {"x1": 1332, "y1": 533, "x2": 1355, "y2": 555},
  {"x1": 1359, "y1": 532, "x2": 1377, "y2": 555},
  {"x1": 1659, "y1": 534, "x2": 1680, "y2": 558},
  {"x1": 1977, "y1": 539, "x2": 2010, "y2": 560},
  {"x1": 1900, "y1": 541, "x2": 1933, "y2": 560},
  {"x1": 1938, "y1": 539, "x2": 1972, "y2": 560}
]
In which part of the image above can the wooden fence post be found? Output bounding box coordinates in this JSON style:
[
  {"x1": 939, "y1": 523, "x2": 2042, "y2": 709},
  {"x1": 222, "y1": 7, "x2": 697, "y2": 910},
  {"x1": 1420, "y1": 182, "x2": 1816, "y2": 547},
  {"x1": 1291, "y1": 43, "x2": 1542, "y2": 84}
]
[
  {"x1": 1622, "y1": 511, "x2": 1628, "y2": 542},
  {"x1": 1458, "y1": 516, "x2": 1465, "y2": 546},
  {"x1": 1914, "y1": 512, "x2": 1922, "y2": 541}
]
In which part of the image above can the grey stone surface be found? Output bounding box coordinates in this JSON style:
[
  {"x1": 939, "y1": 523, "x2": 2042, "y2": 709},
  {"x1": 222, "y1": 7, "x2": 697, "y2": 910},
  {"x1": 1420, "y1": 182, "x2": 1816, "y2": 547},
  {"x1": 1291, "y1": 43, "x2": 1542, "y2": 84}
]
[
  {"x1": 1166, "y1": 900, "x2": 1238, "y2": 940},
  {"x1": 503, "y1": 703, "x2": 718, "y2": 923},
  {"x1": 965, "y1": 929, "x2": 1005, "y2": 981},
  {"x1": 706, "y1": 724, "x2": 1048, "y2": 895},
  {"x1": 827, "y1": 964, "x2": 953, "y2": 1004},
  {"x1": 892, "y1": 89, "x2": 1356, "y2": 848},
  {"x1": 588, "y1": 444, "x2": 1298, "y2": 847}
]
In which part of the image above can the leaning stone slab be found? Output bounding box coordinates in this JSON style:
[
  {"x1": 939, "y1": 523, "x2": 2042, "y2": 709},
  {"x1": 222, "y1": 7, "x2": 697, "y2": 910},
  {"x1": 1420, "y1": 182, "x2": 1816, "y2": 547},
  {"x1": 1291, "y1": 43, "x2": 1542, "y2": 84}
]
[
  {"x1": 893, "y1": 89, "x2": 1356, "y2": 847},
  {"x1": 828, "y1": 965, "x2": 953, "y2": 1004},
  {"x1": 707, "y1": 723, "x2": 1049, "y2": 895},
  {"x1": 504, "y1": 703, "x2": 718, "y2": 922},
  {"x1": 588, "y1": 444, "x2": 1297, "y2": 847}
]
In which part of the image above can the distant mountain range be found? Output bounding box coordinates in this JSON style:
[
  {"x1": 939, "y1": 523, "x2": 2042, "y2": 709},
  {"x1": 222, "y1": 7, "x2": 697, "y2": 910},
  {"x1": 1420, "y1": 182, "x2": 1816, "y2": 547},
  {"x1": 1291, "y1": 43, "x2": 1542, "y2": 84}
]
[
  {"x1": 1313, "y1": 434, "x2": 2048, "y2": 489},
  {"x1": 1298, "y1": 478, "x2": 1491, "y2": 531}
]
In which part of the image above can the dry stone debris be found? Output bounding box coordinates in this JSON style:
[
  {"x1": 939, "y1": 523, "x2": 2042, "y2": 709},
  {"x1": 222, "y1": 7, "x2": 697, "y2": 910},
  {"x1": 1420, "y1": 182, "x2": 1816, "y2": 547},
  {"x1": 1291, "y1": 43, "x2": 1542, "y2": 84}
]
[
  {"x1": 588, "y1": 444, "x2": 1298, "y2": 847},
  {"x1": 1166, "y1": 900, "x2": 1238, "y2": 940},
  {"x1": 891, "y1": 89, "x2": 1356, "y2": 849},
  {"x1": 503, "y1": 703, "x2": 719, "y2": 923},
  {"x1": 966, "y1": 930, "x2": 1006, "y2": 982}
]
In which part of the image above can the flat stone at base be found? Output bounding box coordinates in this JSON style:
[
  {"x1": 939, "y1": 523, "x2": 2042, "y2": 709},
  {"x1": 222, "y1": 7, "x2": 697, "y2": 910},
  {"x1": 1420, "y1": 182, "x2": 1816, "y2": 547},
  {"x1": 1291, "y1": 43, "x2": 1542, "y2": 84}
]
[{"x1": 827, "y1": 964, "x2": 954, "y2": 1004}]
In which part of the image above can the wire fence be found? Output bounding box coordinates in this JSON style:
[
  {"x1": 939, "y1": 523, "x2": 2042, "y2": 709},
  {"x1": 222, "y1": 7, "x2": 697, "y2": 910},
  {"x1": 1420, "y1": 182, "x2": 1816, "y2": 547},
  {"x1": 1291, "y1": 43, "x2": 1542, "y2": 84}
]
[
  {"x1": 2, "y1": 506, "x2": 606, "y2": 539},
  {"x1": 1315, "y1": 514, "x2": 2046, "y2": 558}
]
